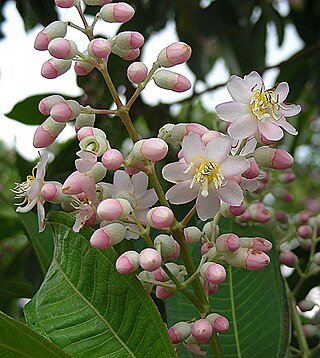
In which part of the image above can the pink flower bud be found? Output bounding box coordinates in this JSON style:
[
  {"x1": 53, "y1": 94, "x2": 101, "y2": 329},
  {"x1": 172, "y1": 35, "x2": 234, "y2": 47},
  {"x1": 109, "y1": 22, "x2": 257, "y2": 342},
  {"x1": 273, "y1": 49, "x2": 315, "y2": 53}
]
[
  {"x1": 127, "y1": 62, "x2": 148, "y2": 83},
  {"x1": 133, "y1": 138, "x2": 168, "y2": 162},
  {"x1": 84, "y1": 0, "x2": 112, "y2": 5},
  {"x1": 50, "y1": 100, "x2": 81, "y2": 122},
  {"x1": 243, "y1": 158, "x2": 260, "y2": 179},
  {"x1": 253, "y1": 147, "x2": 293, "y2": 170},
  {"x1": 255, "y1": 132, "x2": 277, "y2": 145},
  {"x1": 99, "y1": 3, "x2": 135, "y2": 23},
  {"x1": 112, "y1": 45, "x2": 140, "y2": 60},
  {"x1": 239, "y1": 237, "x2": 272, "y2": 253},
  {"x1": 101, "y1": 149, "x2": 123, "y2": 170},
  {"x1": 54, "y1": 0, "x2": 76, "y2": 8},
  {"x1": 200, "y1": 242, "x2": 215, "y2": 256},
  {"x1": 253, "y1": 181, "x2": 265, "y2": 194},
  {"x1": 154, "y1": 234, "x2": 180, "y2": 259},
  {"x1": 279, "y1": 172, "x2": 295, "y2": 183},
  {"x1": 38, "y1": 95, "x2": 65, "y2": 115},
  {"x1": 41, "y1": 181, "x2": 64, "y2": 203},
  {"x1": 200, "y1": 263, "x2": 227, "y2": 284},
  {"x1": 191, "y1": 319, "x2": 213, "y2": 344},
  {"x1": 87, "y1": 162, "x2": 107, "y2": 182},
  {"x1": 293, "y1": 210, "x2": 312, "y2": 225},
  {"x1": 297, "y1": 225, "x2": 312, "y2": 239},
  {"x1": 275, "y1": 210, "x2": 288, "y2": 223},
  {"x1": 313, "y1": 252, "x2": 320, "y2": 265},
  {"x1": 157, "y1": 42, "x2": 192, "y2": 67},
  {"x1": 34, "y1": 21, "x2": 67, "y2": 51},
  {"x1": 137, "y1": 270, "x2": 154, "y2": 293},
  {"x1": 90, "y1": 223, "x2": 127, "y2": 249},
  {"x1": 33, "y1": 117, "x2": 66, "y2": 148},
  {"x1": 184, "y1": 226, "x2": 202, "y2": 244},
  {"x1": 300, "y1": 324, "x2": 319, "y2": 338},
  {"x1": 216, "y1": 233, "x2": 240, "y2": 253},
  {"x1": 153, "y1": 69, "x2": 191, "y2": 92},
  {"x1": 238, "y1": 209, "x2": 251, "y2": 222},
  {"x1": 206, "y1": 314, "x2": 230, "y2": 334},
  {"x1": 77, "y1": 126, "x2": 106, "y2": 141},
  {"x1": 75, "y1": 113, "x2": 96, "y2": 132},
  {"x1": 208, "y1": 283, "x2": 219, "y2": 295},
  {"x1": 88, "y1": 38, "x2": 112, "y2": 58},
  {"x1": 48, "y1": 38, "x2": 78, "y2": 60},
  {"x1": 41, "y1": 58, "x2": 72, "y2": 78},
  {"x1": 115, "y1": 31, "x2": 144, "y2": 50},
  {"x1": 116, "y1": 250, "x2": 140, "y2": 274},
  {"x1": 147, "y1": 206, "x2": 174, "y2": 229},
  {"x1": 299, "y1": 238, "x2": 312, "y2": 251},
  {"x1": 298, "y1": 300, "x2": 315, "y2": 312},
  {"x1": 139, "y1": 248, "x2": 162, "y2": 271},
  {"x1": 74, "y1": 60, "x2": 94, "y2": 76},
  {"x1": 168, "y1": 322, "x2": 192, "y2": 344},
  {"x1": 272, "y1": 188, "x2": 294, "y2": 203},
  {"x1": 97, "y1": 198, "x2": 132, "y2": 221},
  {"x1": 225, "y1": 248, "x2": 270, "y2": 270},
  {"x1": 248, "y1": 203, "x2": 272, "y2": 223},
  {"x1": 155, "y1": 286, "x2": 175, "y2": 300},
  {"x1": 62, "y1": 171, "x2": 86, "y2": 195}
]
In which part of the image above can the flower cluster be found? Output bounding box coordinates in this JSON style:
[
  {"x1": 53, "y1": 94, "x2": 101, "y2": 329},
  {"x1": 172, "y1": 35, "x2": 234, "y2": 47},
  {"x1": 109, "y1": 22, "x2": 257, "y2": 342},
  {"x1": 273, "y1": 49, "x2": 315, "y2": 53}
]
[{"x1": 13, "y1": 1, "x2": 303, "y2": 356}]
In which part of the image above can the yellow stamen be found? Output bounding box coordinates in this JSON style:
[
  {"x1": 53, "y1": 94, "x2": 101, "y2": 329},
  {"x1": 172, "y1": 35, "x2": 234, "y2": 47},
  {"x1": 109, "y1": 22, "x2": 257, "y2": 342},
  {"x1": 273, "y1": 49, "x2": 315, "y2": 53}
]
[{"x1": 250, "y1": 85, "x2": 281, "y2": 121}]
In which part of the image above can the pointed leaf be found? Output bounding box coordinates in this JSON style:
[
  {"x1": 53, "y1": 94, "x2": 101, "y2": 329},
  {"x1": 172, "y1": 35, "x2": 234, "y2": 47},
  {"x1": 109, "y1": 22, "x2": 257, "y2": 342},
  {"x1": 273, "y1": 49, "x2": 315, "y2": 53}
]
[
  {"x1": 0, "y1": 310, "x2": 70, "y2": 357},
  {"x1": 24, "y1": 212, "x2": 175, "y2": 358}
]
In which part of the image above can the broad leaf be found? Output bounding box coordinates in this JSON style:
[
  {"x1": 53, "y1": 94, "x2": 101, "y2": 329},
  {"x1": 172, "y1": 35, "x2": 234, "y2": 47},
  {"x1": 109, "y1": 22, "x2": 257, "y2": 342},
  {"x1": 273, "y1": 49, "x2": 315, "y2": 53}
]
[
  {"x1": 24, "y1": 212, "x2": 175, "y2": 358},
  {"x1": 167, "y1": 223, "x2": 290, "y2": 357},
  {"x1": 0, "y1": 310, "x2": 70, "y2": 357}
]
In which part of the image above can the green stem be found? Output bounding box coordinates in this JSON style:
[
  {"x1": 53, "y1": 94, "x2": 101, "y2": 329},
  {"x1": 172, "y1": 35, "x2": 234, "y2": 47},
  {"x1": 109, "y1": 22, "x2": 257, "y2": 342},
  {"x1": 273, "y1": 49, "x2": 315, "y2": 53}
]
[{"x1": 99, "y1": 63, "x2": 123, "y2": 109}]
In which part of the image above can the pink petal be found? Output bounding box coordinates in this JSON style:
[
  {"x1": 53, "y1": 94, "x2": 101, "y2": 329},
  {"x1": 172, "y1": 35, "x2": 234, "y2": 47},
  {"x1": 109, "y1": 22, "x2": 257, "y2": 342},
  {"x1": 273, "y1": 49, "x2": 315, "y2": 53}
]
[
  {"x1": 36, "y1": 151, "x2": 49, "y2": 179},
  {"x1": 258, "y1": 120, "x2": 283, "y2": 141},
  {"x1": 227, "y1": 75, "x2": 253, "y2": 103},
  {"x1": 220, "y1": 156, "x2": 249, "y2": 179},
  {"x1": 162, "y1": 162, "x2": 193, "y2": 183},
  {"x1": 135, "y1": 188, "x2": 158, "y2": 209},
  {"x1": 240, "y1": 177, "x2": 258, "y2": 192},
  {"x1": 196, "y1": 188, "x2": 220, "y2": 221},
  {"x1": 216, "y1": 181, "x2": 243, "y2": 206},
  {"x1": 114, "y1": 170, "x2": 133, "y2": 193},
  {"x1": 131, "y1": 172, "x2": 148, "y2": 199},
  {"x1": 205, "y1": 136, "x2": 231, "y2": 164},
  {"x1": 27, "y1": 179, "x2": 42, "y2": 200},
  {"x1": 215, "y1": 101, "x2": 250, "y2": 121},
  {"x1": 227, "y1": 114, "x2": 258, "y2": 140},
  {"x1": 277, "y1": 117, "x2": 298, "y2": 135},
  {"x1": 73, "y1": 204, "x2": 95, "y2": 232},
  {"x1": 182, "y1": 132, "x2": 205, "y2": 163},
  {"x1": 80, "y1": 176, "x2": 98, "y2": 204},
  {"x1": 275, "y1": 82, "x2": 289, "y2": 102},
  {"x1": 165, "y1": 181, "x2": 198, "y2": 204},
  {"x1": 244, "y1": 71, "x2": 264, "y2": 91}
]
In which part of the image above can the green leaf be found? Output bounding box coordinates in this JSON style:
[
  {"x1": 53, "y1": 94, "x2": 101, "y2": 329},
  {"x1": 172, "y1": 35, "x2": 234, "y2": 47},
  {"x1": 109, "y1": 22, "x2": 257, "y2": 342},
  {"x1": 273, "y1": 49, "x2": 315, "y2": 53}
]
[
  {"x1": 0, "y1": 310, "x2": 70, "y2": 357},
  {"x1": 167, "y1": 223, "x2": 290, "y2": 358},
  {"x1": 24, "y1": 212, "x2": 175, "y2": 358}
]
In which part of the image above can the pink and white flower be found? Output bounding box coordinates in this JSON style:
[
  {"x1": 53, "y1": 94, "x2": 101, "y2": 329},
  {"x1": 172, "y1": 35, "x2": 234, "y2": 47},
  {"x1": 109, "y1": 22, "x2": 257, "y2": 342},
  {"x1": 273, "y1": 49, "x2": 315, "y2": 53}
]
[
  {"x1": 162, "y1": 133, "x2": 248, "y2": 220},
  {"x1": 215, "y1": 71, "x2": 301, "y2": 141},
  {"x1": 12, "y1": 151, "x2": 49, "y2": 232}
]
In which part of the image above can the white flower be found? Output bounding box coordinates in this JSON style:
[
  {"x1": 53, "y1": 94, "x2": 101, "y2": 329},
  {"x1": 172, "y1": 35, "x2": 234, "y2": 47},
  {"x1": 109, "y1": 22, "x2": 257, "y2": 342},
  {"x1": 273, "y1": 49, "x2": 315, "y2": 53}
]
[
  {"x1": 215, "y1": 71, "x2": 301, "y2": 141},
  {"x1": 162, "y1": 133, "x2": 249, "y2": 221}
]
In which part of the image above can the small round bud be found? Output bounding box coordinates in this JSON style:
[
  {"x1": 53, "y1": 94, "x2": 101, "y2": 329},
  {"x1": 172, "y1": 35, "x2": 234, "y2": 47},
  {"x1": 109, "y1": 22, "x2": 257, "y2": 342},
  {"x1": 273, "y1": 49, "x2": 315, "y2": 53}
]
[
  {"x1": 248, "y1": 203, "x2": 272, "y2": 223},
  {"x1": 253, "y1": 147, "x2": 293, "y2": 170},
  {"x1": 155, "y1": 286, "x2": 175, "y2": 300},
  {"x1": 313, "y1": 252, "x2": 320, "y2": 265},
  {"x1": 115, "y1": 31, "x2": 144, "y2": 50},
  {"x1": 84, "y1": 0, "x2": 112, "y2": 5},
  {"x1": 272, "y1": 188, "x2": 294, "y2": 203},
  {"x1": 297, "y1": 225, "x2": 312, "y2": 239},
  {"x1": 279, "y1": 172, "x2": 295, "y2": 183},
  {"x1": 200, "y1": 263, "x2": 227, "y2": 284},
  {"x1": 112, "y1": 45, "x2": 140, "y2": 60},
  {"x1": 154, "y1": 234, "x2": 180, "y2": 259},
  {"x1": 48, "y1": 38, "x2": 78, "y2": 59},
  {"x1": 139, "y1": 248, "x2": 162, "y2": 271},
  {"x1": 184, "y1": 226, "x2": 202, "y2": 244},
  {"x1": 153, "y1": 69, "x2": 191, "y2": 92},
  {"x1": 225, "y1": 248, "x2": 270, "y2": 270},
  {"x1": 168, "y1": 322, "x2": 192, "y2": 344},
  {"x1": 41, "y1": 58, "x2": 72, "y2": 79},
  {"x1": 99, "y1": 3, "x2": 135, "y2": 23},
  {"x1": 50, "y1": 100, "x2": 81, "y2": 122},
  {"x1": 191, "y1": 319, "x2": 213, "y2": 344},
  {"x1": 206, "y1": 314, "x2": 230, "y2": 334},
  {"x1": 298, "y1": 300, "x2": 315, "y2": 312},
  {"x1": 116, "y1": 250, "x2": 140, "y2": 274},
  {"x1": 239, "y1": 237, "x2": 272, "y2": 253},
  {"x1": 157, "y1": 42, "x2": 192, "y2": 67},
  {"x1": 102, "y1": 149, "x2": 123, "y2": 170},
  {"x1": 74, "y1": 60, "x2": 94, "y2": 76},
  {"x1": 220, "y1": 202, "x2": 247, "y2": 218},
  {"x1": 301, "y1": 324, "x2": 319, "y2": 338},
  {"x1": 90, "y1": 223, "x2": 127, "y2": 249},
  {"x1": 38, "y1": 95, "x2": 65, "y2": 115},
  {"x1": 127, "y1": 62, "x2": 148, "y2": 83},
  {"x1": 33, "y1": 117, "x2": 66, "y2": 148},
  {"x1": 147, "y1": 206, "x2": 174, "y2": 229},
  {"x1": 216, "y1": 234, "x2": 240, "y2": 253},
  {"x1": 34, "y1": 21, "x2": 67, "y2": 51},
  {"x1": 243, "y1": 159, "x2": 260, "y2": 179},
  {"x1": 54, "y1": 0, "x2": 77, "y2": 8},
  {"x1": 77, "y1": 126, "x2": 106, "y2": 141},
  {"x1": 97, "y1": 198, "x2": 132, "y2": 221},
  {"x1": 275, "y1": 210, "x2": 288, "y2": 223},
  {"x1": 133, "y1": 138, "x2": 168, "y2": 162},
  {"x1": 293, "y1": 210, "x2": 312, "y2": 225},
  {"x1": 40, "y1": 181, "x2": 65, "y2": 203},
  {"x1": 88, "y1": 38, "x2": 112, "y2": 58}
]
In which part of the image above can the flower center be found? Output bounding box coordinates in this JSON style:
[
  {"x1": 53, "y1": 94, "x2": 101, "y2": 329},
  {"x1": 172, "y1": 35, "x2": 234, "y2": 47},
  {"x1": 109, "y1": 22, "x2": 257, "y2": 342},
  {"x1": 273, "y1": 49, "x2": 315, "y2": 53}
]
[
  {"x1": 12, "y1": 169, "x2": 36, "y2": 205},
  {"x1": 185, "y1": 156, "x2": 224, "y2": 197},
  {"x1": 250, "y1": 85, "x2": 280, "y2": 120}
]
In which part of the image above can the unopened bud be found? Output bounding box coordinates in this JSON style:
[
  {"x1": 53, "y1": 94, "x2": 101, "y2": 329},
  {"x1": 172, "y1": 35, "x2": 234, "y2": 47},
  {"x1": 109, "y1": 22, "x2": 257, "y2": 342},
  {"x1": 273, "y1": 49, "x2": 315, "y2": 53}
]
[
  {"x1": 84, "y1": 0, "x2": 112, "y2": 5},
  {"x1": 147, "y1": 206, "x2": 174, "y2": 229},
  {"x1": 239, "y1": 237, "x2": 272, "y2": 253},
  {"x1": 33, "y1": 117, "x2": 65, "y2": 148},
  {"x1": 34, "y1": 21, "x2": 67, "y2": 51},
  {"x1": 41, "y1": 58, "x2": 72, "y2": 78},
  {"x1": 301, "y1": 324, "x2": 319, "y2": 338},
  {"x1": 127, "y1": 62, "x2": 148, "y2": 83},
  {"x1": 40, "y1": 181, "x2": 65, "y2": 203},
  {"x1": 200, "y1": 262, "x2": 226, "y2": 284},
  {"x1": 133, "y1": 138, "x2": 168, "y2": 162},
  {"x1": 155, "y1": 286, "x2": 175, "y2": 300},
  {"x1": 102, "y1": 149, "x2": 123, "y2": 170},
  {"x1": 243, "y1": 158, "x2": 260, "y2": 179},
  {"x1": 313, "y1": 252, "x2": 320, "y2": 265},
  {"x1": 184, "y1": 226, "x2": 202, "y2": 244},
  {"x1": 293, "y1": 210, "x2": 312, "y2": 225},
  {"x1": 157, "y1": 42, "x2": 192, "y2": 67},
  {"x1": 220, "y1": 202, "x2": 246, "y2": 218},
  {"x1": 225, "y1": 248, "x2": 270, "y2": 270},
  {"x1": 153, "y1": 70, "x2": 191, "y2": 92},
  {"x1": 38, "y1": 95, "x2": 65, "y2": 115},
  {"x1": 191, "y1": 319, "x2": 213, "y2": 344},
  {"x1": 168, "y1": 322, "x2": 192, "y2": 344},
  {"x1": 206, "y1": 313, "x2": 229, "y2": 334},
  {"x1": 87, "y1": 162, "x2": 107, "y2": 182},
  {"x1": 54, "y1": 0, "x2": 77, "y2": 7},
  {"x1": 279, "y1": 172, "x2": 295, "y2": 183},
  {"x1": 253, "y1": 147, "x2": 293, "y2": 170},
  {"x1": 275, "y1": 210, "x2": 288, "y2": 223},
  {"x1": 115, "y1": 31, "x2": 144, "y2": 50},
  {"x1": 77, "y1": 126, "x2": 106, "y2": 141},
  {"x1": 298, "y1": 299, "x2": 315, "y2": 312},
  {"x1": 116, "y1": 250, "x2": 140, "y2": 274},
  {"x1": 48, "y1": 38, "x2": 78, "y2": 60},
  {"x1": 75, "y1": 113, "x2": 96, "y2": 132},
  {"x1": 99, "y1": 3, "x2": 135, "y2": 23},
  {"x1": 154, "y1": 234, "x2": 180, "y2": 259},
  {"x1": 74, "y1": 60, "x2": 94, "y2": 76},
  {"x1": 90, "y1": 223, "x2": 127, "y2": 249},
  {"x1": 216, "y1": 233, "x2": 240, "y2": 253},
  {"x1": 273, "y1": 188, "x2": 294, "y2": 203},
  {"x1": 139, "y1": 248, "x2": 162, "y2": 271},
  {"x1": 50, "y1": 99, "x2": 81, "y2": 122},
  {"x1": 248, "y1": 203, "x2": 272, "y2": 223},
  {"x1": 279, "y1": 250, "x2": 298, "y2": 267},
  {"x1": 297, "y1": 225, "x2": 312, "y2": 239},
  {"x1": 88, "y1": 38, "x2": 112, "y2": 58},
  {"x1": 97, "y1": 198, "x2": 131, "y2": 221},
  {"x1": 112, "y1": 45, "x2": 140, "y2": 60}
]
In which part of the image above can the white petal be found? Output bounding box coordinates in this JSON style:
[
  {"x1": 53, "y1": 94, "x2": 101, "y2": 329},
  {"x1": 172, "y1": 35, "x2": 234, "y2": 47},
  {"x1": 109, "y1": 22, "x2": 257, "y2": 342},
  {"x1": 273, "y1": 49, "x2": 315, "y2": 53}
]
[
  {"x1": 228, "y1": 114, "x2": 258, "y2": 140},
  {"x1": 240, "y1": 178, "x2": 258, "y2": 192},
  {"x1": 258, "y1": 120, "x2": 283, "y2": 141},
  {"x1": 244, "y1": 71, "x2": 264, "y2": 91},
  {"x1": 220, "y1": 156, "x2": 249, "y2": 179},
  {"x1": 275, "y1": 82, "x2": 289, "y2": 102},
  {"x1": 277, "y1": 118, "x2": 298, "y2": 135},
  {"x1": 135, "y1": 189, "x2": 158, "y2": 209},
  {"x1": 205, "y1": 136, "x2": 231, "y2": 164},
  {"x1": 277, "y1": 104, "x2": 301, "y2": 117},
  {"x1": 36, "y1": 151, "x2": 49, "y2": 179},
  {"x1": 215, "y1": 101, "x2": 250, "y2": 121},
  {"x1": 37, "y1": 200, "x2": 46, "y2": 232},
  {"x1": 132, "y1": 172, "x2": 148, "y2": 199},
  {"x1": 196, "y1": 189, "x2": 220, "y2": 221},
  {"x1": 165, "y1": 181, "x2": 198, "y2": 205},
  {"x1": 227, "y1": 75, "x2": 254, "y2": 103},
  {"x1": 182, "y1": 132, "x2": 205, "y2": 163},
  {"x1": 216, "y1": 181, "x2": 243, "y2": 206},
  {"x1": 162, "y1": 162, "x2": 193, "y2": 183},
  {"x1": 113, "y1": 170, "x2": 133, "y2": 193}
]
